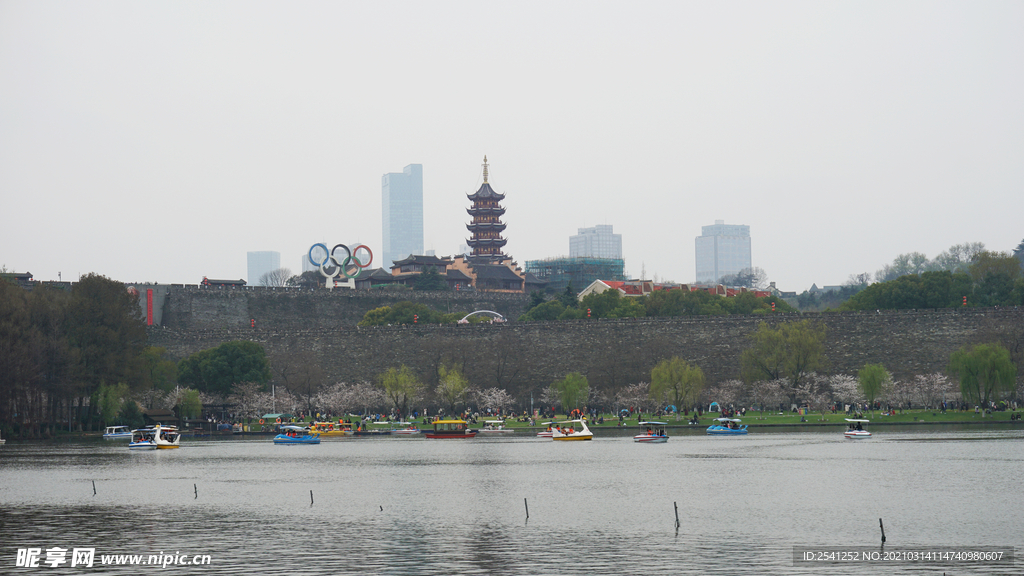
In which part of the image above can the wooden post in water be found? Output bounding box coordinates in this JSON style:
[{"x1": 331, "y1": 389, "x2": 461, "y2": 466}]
[
  {"x1": 879, "y1": 518, "x2": 886, "y2": 543},
  {"x1": 310, "y1": 490, "x2": 314, "y2": 507},
  {"x1": 194, "y1": 483, "x2": 198, "y2": 499},
  {"x1": 92, "y1": 481, "x2": 96, "y2": 496},
  {"x1": 674, "y1": 502, "x2": 680, "y2": 529},
  {"x1": 524, "y1": 498, "x2": 529, "y2": 519}
]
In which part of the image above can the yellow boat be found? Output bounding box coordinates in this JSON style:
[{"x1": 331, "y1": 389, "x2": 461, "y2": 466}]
[{"x1": 310, "y1": 421, "x2": 353, "y2": 436}]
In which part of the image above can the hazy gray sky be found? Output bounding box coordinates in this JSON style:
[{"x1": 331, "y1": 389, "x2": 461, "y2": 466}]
[{"x1": 2, "y1": 1, "x2": 1022, "y2": 291}]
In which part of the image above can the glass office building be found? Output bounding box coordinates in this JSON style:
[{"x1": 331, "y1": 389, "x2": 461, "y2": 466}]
[
  {"x1": 247, "y1": 251, "x2": 281, "y2": 286},
  {"x1": 382, "y1": 164, "x2": 424, "y2": 267},
  {"x1": 570, "y1": 224, "x2": 622, "y2": 259},
  {"x1": 695, "y1": 220, "x2": 751, "y2": 284}
]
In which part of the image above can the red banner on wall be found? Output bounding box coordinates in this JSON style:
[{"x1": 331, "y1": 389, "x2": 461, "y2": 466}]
[{"x1": 147, "y1": 289, "x2": 153, "y2": 326}]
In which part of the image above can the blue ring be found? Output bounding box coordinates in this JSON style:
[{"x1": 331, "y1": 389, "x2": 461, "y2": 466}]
[{"x1": 308, "y1": 243, "x2": 329, "y2": 267}]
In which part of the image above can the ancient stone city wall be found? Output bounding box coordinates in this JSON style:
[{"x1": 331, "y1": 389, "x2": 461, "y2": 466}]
[{"x1": 147, "y1": 286, "x2": 1023, "y2": 399}]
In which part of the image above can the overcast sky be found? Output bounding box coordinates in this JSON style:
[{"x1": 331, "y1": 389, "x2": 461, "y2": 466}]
[{"x1": 2, "y1": 1, "x2": 1022, "y2": 291}]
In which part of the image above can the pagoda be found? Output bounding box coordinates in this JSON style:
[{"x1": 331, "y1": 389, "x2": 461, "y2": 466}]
[{"x1": 465, "y1": 156, "x2": 508, "y2": 260}]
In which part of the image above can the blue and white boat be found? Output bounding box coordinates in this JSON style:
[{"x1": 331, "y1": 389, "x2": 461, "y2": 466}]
[
  {"x1": 706, "y1": 418, "x2": 748, "y2": 435},
  {"x1": 634, "y1": 421, "x2": 669, "y2": 443},
  {"x1": 274, "y1": 425, "x2": 321, "y2": 445},
  {"x1": 103, "y1": 425, "x2": 132, "y2": 440}
]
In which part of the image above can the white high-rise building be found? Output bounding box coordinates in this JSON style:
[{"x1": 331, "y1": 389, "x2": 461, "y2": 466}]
[
  {"x1": 570, "y1": 224, "x2": 622, "y2": 259},
  {"x1": 695, "y1": 220, "x2": 751, "y2": 284},
  {"x1": 382, "y1": 164, "x2": 424, "y2": 267},
  {"x1": 247, "y1": 251, "x2": 281, "y2": 286}
]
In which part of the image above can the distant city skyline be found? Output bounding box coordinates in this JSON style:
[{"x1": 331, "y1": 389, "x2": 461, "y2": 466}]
[{"x1": 2, "y1": 3, "x2": 1021, "y2": 291}]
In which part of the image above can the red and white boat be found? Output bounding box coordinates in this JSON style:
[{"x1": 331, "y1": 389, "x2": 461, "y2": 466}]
[
  {"x1": 844, "y1": 419, "x2": 871, "y2": 438},
  {"x1": 634, "y1": 421, "x2": 669, "y2": 443},
  {"x1": 536, "y1": 421, "x2": 555, "y2": 438}
]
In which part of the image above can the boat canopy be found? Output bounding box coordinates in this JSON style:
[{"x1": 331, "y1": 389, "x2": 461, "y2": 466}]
[
  {"x1": 714, "y1": 418, "x2": 742, "y2": 423},
  {"x1": 639, "y1": 421, "x2": 667, "y2": 426},
  {"x1": 845, "y1": 419, "x2": 870, "y2": 423}
]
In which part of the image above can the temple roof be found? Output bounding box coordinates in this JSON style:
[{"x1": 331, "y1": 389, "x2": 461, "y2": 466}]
[
  {"x1": 390, "y1": 254, "x2": 454, "y2": 267},
  {"x1": 467, "y1": 182, "x2": 505, "y2": 201},
  {"x1": 472, "y1": 263, "x2": 524, "y2": 281}
]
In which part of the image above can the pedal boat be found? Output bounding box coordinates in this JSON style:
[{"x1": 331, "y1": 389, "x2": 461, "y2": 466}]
[
  {"x1": 479, "y1": 420, "x2": 515, "y2": 434},
  {"x1": 103, "y1": 425, "x2": 133, "y2": 440},
  {"x1": 274, "y1": 425, "x2": 321, "y2": 444},
  {"x1": 130, "y1": 424, "x2": 180, "y2": 449},
  {"x1": 310, "y1": 421, "x2": 353, "y2": 436},
  {"x1": 706, "y1": 418, "x2": 748, "y2": 435},
  {"x1": 551, "y1": 419, "x2": 593, "y2": 441},
  {"x1": 634, "y1": 421, "x2": 669, "y2": 443},
  {"x1": 536, "y1": 422, "x2": 555, "y2": 438},
  {"x1": 392, "y1": 422, "x2": 421, "y2": 435},
  {"x1": 844, "y1": 419, "x2": 871, "y2": 438},
  {"x1": 424, "y1": 419, "x2": 477, "y2": 439}
]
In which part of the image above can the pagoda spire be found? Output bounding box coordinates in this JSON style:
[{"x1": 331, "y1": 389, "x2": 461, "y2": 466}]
[{"x1": 482, "y1": 155, "x2": 488, "y2": 184}]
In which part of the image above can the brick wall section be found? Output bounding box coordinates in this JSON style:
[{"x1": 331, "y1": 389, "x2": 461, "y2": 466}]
[
  {"x1": 159, "y1": 285, "x2": 533, "y2": 330},
  {"x1": 147, "y1": 300, "x2": 1024, "y2": 398}
]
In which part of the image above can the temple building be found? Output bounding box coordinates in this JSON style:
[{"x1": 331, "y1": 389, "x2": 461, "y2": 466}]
[{"x1": 465, "y1": 156, "x2": 508, "y2": 260}]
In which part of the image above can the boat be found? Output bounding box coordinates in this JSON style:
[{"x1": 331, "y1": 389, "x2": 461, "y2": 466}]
[
  {"x1": 844, "y1": 419, "x2": 871, "y2": 438},
  {"x1": 310, "y1": 421, "x2": 353, "y2": 436},
  {"x1": 634, "y1": 421, "x2": 669, "y2": 443},
  {"x1": 391, "y1": 422, "x2": 421, "y2": 435},
  {"x1": 102, "y1": 425, "x2": 132, "y2": 440},
  {"x1": 273, "y1": 425, "x2": 321, "y2": 445},
  {"x1": 424, "y1": 419, "x2": 477, "y2": 439},
  {"x1": 129, "y1": 424, "x2": 180, "y2": 449},
  {"x1": 353, "y1": 421, "x2": 392, "y2": 436},
  {"x1": 478, "y1": 420, "x2": 515, "y2": 434},
  {"x1": 536, "y1": 422, "x2": 555, "y2": 438},
  {"x1": 706, "y1": 418, "x2": 748, "y2": 435},
  {"x1": 551, "y1": 419, "x2": 593, "y2": 441}
]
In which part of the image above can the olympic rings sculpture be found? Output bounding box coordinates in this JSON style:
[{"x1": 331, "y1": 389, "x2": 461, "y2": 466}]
[{"x1": 308, "y1": 243, "x2": 373, "y2": 280}]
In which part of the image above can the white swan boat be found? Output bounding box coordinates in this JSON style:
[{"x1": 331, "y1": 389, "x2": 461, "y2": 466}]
[
  {"x1": 130, "y1": 424, "x2": 180, "y2": 449},
  {"x1": 551, "y1": 419, "x2": 593, "y2": 441}
]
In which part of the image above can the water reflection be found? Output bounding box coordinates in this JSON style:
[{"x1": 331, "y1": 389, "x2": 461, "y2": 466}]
[{"x1": 1, "y1": 429, "x2": 1021, "y2": 575}]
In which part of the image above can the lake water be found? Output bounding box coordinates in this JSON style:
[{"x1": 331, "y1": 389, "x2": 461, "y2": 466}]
[{"x1": 1, "y1": 426, "x2": 1021, "y2": 575}]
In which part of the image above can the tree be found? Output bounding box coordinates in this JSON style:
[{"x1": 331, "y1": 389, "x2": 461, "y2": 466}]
[
  {"x1": 271, "y1": 350, "x2": 324, "y2": 416},
  {"x1": 177, "y1": 341, "x2": 272, "y2": 396},
  {"x1": 258, "y1": 268, "x2": 292, "y2": 287},
  {"x1": 139, "y1": 346, "x2": 177, "y2": 393},
  {"x1": 177, "y1": 388, "x2": 203, "y2": 420},
  {"x1": 286, "y1": 270, "x2": 322, "y2": 289},
  {"x1": 615, "y1": 382, "x2": 654, "y2": 414},
  {"x1": 1013, "y1": 239, "x2": 1024, "y2": 267},
  {"x1": 518, "y1": 299, "x2": 566, "y2": 321},
  {"x1": 436, "y1": 364, "x2": 470, "y2": 415},
  {"x1": 378, "y1": 365, "x2": 423, "y2": 418},
  {"x1": 719, "y1": 267, "x2": 768, "y2": 289},
  {"x1": 748, "y1": 379, "x2": 787, "y2": 417},
  {"x1": 412, "y1": 268, "x2": 448, "y2": 291},
  {"x1": 948, "y1": 343, "x2": 1017, "y2": 415},
  {"x1": 67, "y1": 273, "x2": 147, "y2": 395},
  {"x1": 740, "y1": 320, "x2": 827, "y2": 402},
  {"x1": 475, "y1": 387, "x2": 514, "y2": 415},
  {"x1": 858, "y1": 364, "x2": 890, "y2": 410},
  {"x1": 650, "y1": 357, "x2": 705, "y2": 420},
  {"x1": 551, "y1": 372, "x2": 589, "y2": 414},
  {"x1": 92, "y1": 382, "x2": 130, "y2": 427}
]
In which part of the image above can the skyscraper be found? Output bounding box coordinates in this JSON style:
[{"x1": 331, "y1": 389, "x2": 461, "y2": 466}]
[
  {"x1": 695, "y1": 220, "x2": 751, "y2": 284},
  {"x1": 570, "y1": 224, "x2": 622, "y2": 259},
  {"x1": 247, "y1": 251, "x2": 281, "y2": 286},
  {"x1": 382, "y1": 164, "x2": 423, "y2": 267}
]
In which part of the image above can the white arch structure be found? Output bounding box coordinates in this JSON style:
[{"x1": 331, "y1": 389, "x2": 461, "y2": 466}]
[{"x1": 458, "y1": 310, "x2": 506, "y2": 324}]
